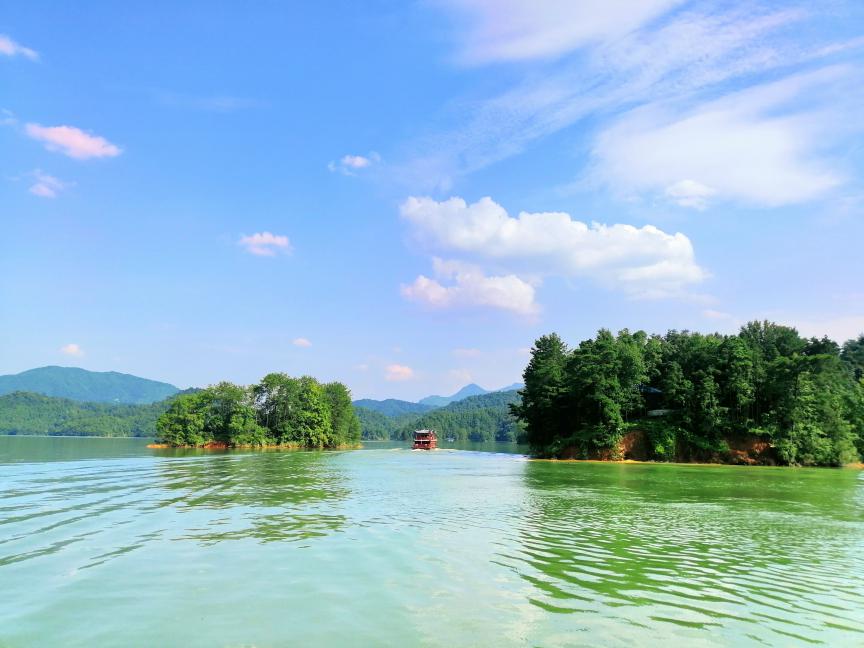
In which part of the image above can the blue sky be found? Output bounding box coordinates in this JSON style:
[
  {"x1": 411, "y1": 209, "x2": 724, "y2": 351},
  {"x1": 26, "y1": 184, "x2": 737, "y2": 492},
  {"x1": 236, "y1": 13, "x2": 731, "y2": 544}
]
[{"x1": 2, "y1": 1, "x2": 863, "y2": 399}]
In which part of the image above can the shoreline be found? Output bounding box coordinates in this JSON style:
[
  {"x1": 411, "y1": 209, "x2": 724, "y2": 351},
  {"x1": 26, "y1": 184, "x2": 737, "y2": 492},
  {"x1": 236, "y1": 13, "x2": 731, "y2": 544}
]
[{"x1": 527, "y1": 456, "x2": 864, "y2": 469}]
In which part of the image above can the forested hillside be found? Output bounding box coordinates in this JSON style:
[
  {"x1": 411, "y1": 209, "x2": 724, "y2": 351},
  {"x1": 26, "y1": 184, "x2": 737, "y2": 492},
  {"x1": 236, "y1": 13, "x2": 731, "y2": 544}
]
[
  {"x1": 0, "y1": 366, "x2": 179, "y2": 404},
  {"x1": 357, "y1": 390, "x2": 523, "y2": 442},
  {"x1": 352, "y1": 398, "x2": 433, "y2": 417},
  {"x1": 513, "y1": 323, "x2": 864, "y2": 466},
  {"x1": 395, "y1": 390, "x2": 524, "y2": 442},
  {"x1": 0, "y1": 391, "x2": 173, "y2": 437}
]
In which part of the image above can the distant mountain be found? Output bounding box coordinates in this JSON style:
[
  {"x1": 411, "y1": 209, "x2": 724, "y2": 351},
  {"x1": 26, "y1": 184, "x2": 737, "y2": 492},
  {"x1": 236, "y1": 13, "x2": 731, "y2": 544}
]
[
  {"x1": 0, "y1": 366, "x2": 180, "y2": 405},
  {"x1": 495, "y1": 382, "x2": 523, "y2": 393},
  {"x1": 352, "y1": 398, "x2": 434, "y2": 417},
  {"x1": 418, "y1": 383, "x2": 489, "y2": 407},
  {"x1": 394, "y1": 390, "x2": 524, "y2": 443}
]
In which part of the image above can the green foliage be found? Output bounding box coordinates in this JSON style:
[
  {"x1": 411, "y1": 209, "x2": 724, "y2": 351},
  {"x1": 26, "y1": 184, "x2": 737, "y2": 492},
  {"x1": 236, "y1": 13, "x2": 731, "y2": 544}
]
[
  {"x1": 0, "y1": 366, "x2": 179, "y2": 404},
  {"x1": 394, "y1": 391, "x2": 523, "y2": 442},
  {"x1": 510, "y1": 334, "x2": 568, "y2": 453},
  {"x1": 355, "y1": 406, "x2": 400, "y2": 440},
  {"x1": 0, "y1": 390, "x2": 174, "y2": 437},
  {"x1": 512, "y1": 322, "x2": 864, "y2": 465},
  {"x1": 156, "y1": 373, "x2": 359, "y2": 448}
]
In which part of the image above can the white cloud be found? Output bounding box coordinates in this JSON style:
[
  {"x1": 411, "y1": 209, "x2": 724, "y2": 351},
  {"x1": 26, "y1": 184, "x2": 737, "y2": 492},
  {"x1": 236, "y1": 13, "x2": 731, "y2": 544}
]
[
  {"x1": 665, "y1": 180, "x2": 716, "y2": 210},
  {"x1": 328, "y1": 152, "x2": 380, "y2": 175},
  {"x1": 402, "y1": 258, "x2": 539, "y2": 315},
  {"x1": 292, "y1": 337, "x2": 312, "y2": 348},
  {"x1": 385, "y1": 364, "x2": 414, "y2": 381},
  {"x1": 25, "y1": 123, "x2": 121, "y2": 160},
  {"x1": 401, "y1": 196, "x2": 706, "y2": 297},
  {"x1": 28, "y1": 170, "x2": 72, "y2": 198},
  {"x1": 439, "y1": 0, "x2": 683, "y2": 64},
  {"x1": 0, "y1": 35, "x2": 38, "y2": 60},
  {"x1": 238, "y1": 232, "x2": 292, "y2": 256},
  {"x1": 60, "y1": 343, "x2": 84, "y2": 357},
  {"x1": 591, "y1": 67, "x2": 851, "y2": 207}
]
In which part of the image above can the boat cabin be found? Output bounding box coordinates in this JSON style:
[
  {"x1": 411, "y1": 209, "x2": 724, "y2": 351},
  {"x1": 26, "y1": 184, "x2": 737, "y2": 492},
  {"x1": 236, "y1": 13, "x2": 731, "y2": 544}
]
[{"x1": 412, "y1": 429, "x2": 437, "y2": 450}]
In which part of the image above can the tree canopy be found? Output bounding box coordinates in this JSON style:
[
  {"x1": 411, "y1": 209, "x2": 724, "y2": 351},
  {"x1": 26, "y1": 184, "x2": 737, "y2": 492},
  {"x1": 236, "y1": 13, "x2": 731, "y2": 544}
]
[
  {"x1": 156, "y1": 374, "x2": 360, "y2": 448},
  {"x1": 512, "y1": 322, "x2": 864, "y2": 466}
]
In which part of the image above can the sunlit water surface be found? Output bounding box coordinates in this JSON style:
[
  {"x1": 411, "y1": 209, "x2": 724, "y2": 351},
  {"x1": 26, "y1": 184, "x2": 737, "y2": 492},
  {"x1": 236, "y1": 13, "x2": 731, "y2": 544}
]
[{"x1": 1, "y1": 436, "x2": 863, "y2": 647}]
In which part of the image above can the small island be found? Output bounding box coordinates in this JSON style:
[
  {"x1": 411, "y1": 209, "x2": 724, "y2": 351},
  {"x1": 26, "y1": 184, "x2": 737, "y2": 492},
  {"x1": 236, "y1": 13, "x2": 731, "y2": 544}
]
[
  {"x1": 154, "y1": 373, "x2": 360, "y2": 449},
  {"x1": 512, "y1": 321, "x2": 864, "y2": 466}
]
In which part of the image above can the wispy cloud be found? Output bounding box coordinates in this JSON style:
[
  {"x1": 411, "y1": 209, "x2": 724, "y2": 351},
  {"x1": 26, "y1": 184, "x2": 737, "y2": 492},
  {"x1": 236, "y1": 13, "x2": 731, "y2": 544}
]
[
  {"x1": 0, "y1": 34, "x2": 38, "y2": 60},
  {"x1": 25, "y1": 123, "x2": 122, "y2": 160},
  {"x1": 28, "y1": 170, "x2": 73, "y2": 198},
  {"x1": 590, "y1": 66, "x2": 854, "y2": 208},
  {"x1": 328, "y1": 152, "x2": 381, "y2": 176},
  {"x1": 238, "y1": 232, "x2": 292, "y2": 256},
  {"x1": 399, "y1": 3, "x2": 863, "y2": 195},
  {"x1": 385, "y1": 363, "x2": 414, "y2": 381},
  {"x1": 60, "y1": 343, "x2": 84, "y2": 357},
  {"x1": 439, "y1": 0, "x2": 683, "y2": 65},
  {"x1": 292, "y1": 337, "x2": 312, "y2": 348}
]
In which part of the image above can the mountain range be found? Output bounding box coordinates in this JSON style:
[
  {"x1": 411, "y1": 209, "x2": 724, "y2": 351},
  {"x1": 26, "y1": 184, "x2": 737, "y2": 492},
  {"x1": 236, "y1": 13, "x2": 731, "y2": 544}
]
[
  {"x1": 0, "y1": 366, "x2": 180, "y2": 404},
  {"x1": 357, "y1": 382, "x2": 524, "y2": 414}
]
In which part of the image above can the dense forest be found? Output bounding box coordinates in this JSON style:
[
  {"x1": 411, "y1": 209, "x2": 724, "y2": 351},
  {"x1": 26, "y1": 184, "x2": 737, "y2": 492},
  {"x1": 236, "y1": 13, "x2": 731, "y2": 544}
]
[
  {"x1": 513, "y1": 323, "x2": 864, "y2": 466},
  {"x1": 0, "y1": 391, "x2": 174, "y2": 437},
  {"x1": 156, "y1": 373, "x2": 360, "y2": 448},
  {"x1": 357, "y1": 391, "x2": 524, "y2": 442}
]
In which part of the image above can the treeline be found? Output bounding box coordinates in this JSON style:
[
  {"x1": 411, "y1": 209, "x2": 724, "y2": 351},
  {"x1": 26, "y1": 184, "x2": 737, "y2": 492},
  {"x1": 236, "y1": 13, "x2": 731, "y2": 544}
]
[
  {"x1": 512, "y1": 323, "x2": 864, "y2": 466},
  {"x1": 357, "y1": 391, "x2": 525, "y2": 442},
  {"x1": 0, "y1": 391, "x2": 174, "y2": 437},
  {"x1": 156, "y1": 374, "x2": 360, "y2": 448}
]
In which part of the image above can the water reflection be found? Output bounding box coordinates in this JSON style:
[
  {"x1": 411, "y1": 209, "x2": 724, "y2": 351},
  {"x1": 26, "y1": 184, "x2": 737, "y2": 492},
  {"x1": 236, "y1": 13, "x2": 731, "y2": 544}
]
[
  {"x1": 156, "y1": 451, "x2": 350, "y2": 543},
  {"x1": 513, "y1": 461, "x2": 864, "y2": 644}
]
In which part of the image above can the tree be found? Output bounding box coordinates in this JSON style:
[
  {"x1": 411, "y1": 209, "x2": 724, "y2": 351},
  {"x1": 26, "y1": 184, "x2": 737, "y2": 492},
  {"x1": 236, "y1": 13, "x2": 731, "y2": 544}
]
[{"x1": 511, "y1": 334, "x2": 568, "y2": 454}]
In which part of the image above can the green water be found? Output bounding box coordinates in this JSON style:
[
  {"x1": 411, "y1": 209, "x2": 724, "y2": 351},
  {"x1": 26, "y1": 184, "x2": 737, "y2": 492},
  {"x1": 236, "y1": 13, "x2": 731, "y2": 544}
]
[{"x1": 1, "y1": 437, "x2": 862, "y2": 647}]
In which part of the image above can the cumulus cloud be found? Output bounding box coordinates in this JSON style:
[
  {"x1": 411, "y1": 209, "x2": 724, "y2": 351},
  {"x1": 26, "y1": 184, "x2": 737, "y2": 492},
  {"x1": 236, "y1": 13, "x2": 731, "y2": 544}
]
[
  {"x1": 238, "y1": 232, "x2": 292, "y2": 256},
  {"x1": 28, "y1": 170, "x2": 72, "y2": 198},
  {"x1": 25, "y1": 123, "x2": 121, "y2": 160},
  {"x1": 292, "y1": 337, "x2": 312, "y2": 348},
  {"x1": 385, "y1": 364, "x2": 414, "y2": 381},
  {"x1": 591, "y1": 67, "x2": 850, "y2": 208},
  {"x1": 0, "y1": 34, "x2": 38, "y2": 60},
  {"x1": 328, "y1": 152, "x2": 380, "y2": 175},
  {"x1": 401, "y1": 196, "x2": 706, "y2": 297},
  {"x1": 402, "y1": 258, "x2": 539, "y2": 315},
  {"x1": 60, "y1": 343, "x2": 84, "y2": 357},
  {"x1": 439, "y1": 0, "x2": 682, "y2": 64}
]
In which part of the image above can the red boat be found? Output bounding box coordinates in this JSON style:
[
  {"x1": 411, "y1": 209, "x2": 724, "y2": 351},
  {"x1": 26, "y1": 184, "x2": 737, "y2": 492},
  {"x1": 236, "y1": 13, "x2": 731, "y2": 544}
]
[{"x1": 412, "y1": 429, "x2": 437, "y2": 450}]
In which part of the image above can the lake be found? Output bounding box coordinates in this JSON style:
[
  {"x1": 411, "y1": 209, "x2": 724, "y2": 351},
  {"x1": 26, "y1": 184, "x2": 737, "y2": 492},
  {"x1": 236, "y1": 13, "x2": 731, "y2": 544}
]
[{"x1": 1, "y1": 436, "x2": 863, "y2": 647}]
